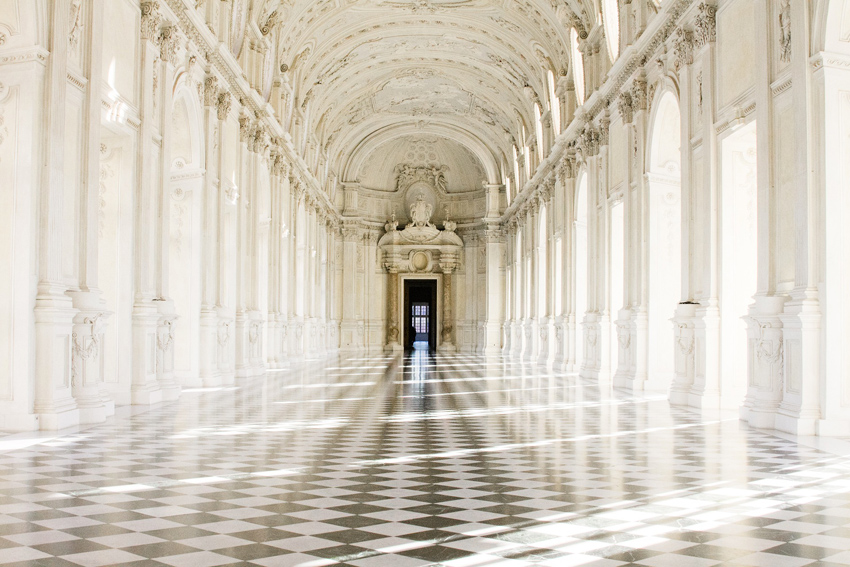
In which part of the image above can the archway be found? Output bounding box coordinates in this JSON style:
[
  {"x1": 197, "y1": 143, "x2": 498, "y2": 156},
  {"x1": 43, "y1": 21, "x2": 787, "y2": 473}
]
[
  {"x1": 646, "y1": 91, "x2": 682, "y2": 390},
  {"x1": 575, "y1": 172, "x2": 588, "y2": 370},
  {"x1": 720, "y1": 121, "x2": 758, "y2": 405},
  {"x1": 168, "y1": 91, "x2": 203, "y2": 387},
  {"x1": 609, "y1": 200, "x2": 625, "y2": 376},
  {"x1": 538, "y1": 203, "x2": 548, "y2": 320}
]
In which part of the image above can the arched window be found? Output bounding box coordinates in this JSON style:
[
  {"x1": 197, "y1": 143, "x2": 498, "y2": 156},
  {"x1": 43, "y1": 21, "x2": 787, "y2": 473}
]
[
  {"x1": 512, "y1": 144, "x2": 520, "y2": 191},
  {"x1": 547, "y1": 70, "x2": 561, "y2": 136},
  {"x1": 602, "y1": 0, "x2": 620, "y2": 61},
  {"x1": 570, "y1": 28, "x2": 585, "y2": 105},
  {"x1": 515, "y1": 231, "x2": 523, "y2": 318},
  {"x1": 534, "y1": 103, "x2": 544, "y2": 164},
  {"x1": 538, "y1": 204, "x2": 548, "y2": 317}
]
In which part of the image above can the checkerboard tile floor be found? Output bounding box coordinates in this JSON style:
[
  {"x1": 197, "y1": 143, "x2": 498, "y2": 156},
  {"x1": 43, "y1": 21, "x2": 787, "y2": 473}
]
[{"x1": 2, "y1": 351, "x2": 850, "y2": 566}]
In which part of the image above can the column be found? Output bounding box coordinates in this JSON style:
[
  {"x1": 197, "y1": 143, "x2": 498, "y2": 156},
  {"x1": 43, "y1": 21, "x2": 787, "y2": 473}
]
[
  {"x1": 69, "y1": 0, "x2": 113, "y2": 424},
  {"x1": 340, "y1": 221, "x2": 364, "y2": 351},
  {"x1": 154, "y1": 23, "x2": 180, "y2": 401},
  {"x1": 670, "y1": 32, "x2": 698, "y2": 405},
  {"x1": 234, "y1": 113, "x2": 251, "y2": 377},
  {"x1": 440, "y1": 259, "x2": 457, "y2": 352},
  {"x1": 632, "y1": 80, "x2": 650, "y2": 391},
  {"x1": 776, "y1": 0, "x2": 822, "y2": 435},
  {"x1": 690, "y1": 9, "x2": 722, "y2": 410},
  {"x1": 559, "y1": 158, "x2": 576, "y2": 371},
  {"x1": 130, "y1": 2, "x2": 164, "y2": 406},
  {"x1": 484, "y1": 183, "x2": 504, "y2": 357},
  {"x1": 199, "y1": 76, "x2": 221, "y2": 385},
  {"x1": 216, "y1": 93, "x2": 234, "y2": 384},
  {"x1": 385, "y1": 265, "x2": 401, "y2": 352},
  {"x1": 742, "y1": 0, "x2": 786, "y2": 427}
]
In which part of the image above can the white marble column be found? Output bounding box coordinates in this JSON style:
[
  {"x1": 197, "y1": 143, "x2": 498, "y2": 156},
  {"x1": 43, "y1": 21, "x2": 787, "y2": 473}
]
[
  {"x1": 776, "y1": 0, "x2": 822, "y2": 435},
  {"x1": 154, "y1": 23, "x2": 180, "y2": 401},
  {"x1": 69, "y1": 0, "x2": 114, "y2": 424},
  {"x1": 130, "y1": 2, "x2": 165, "y2": 406},
  {"x1": 385, "y1": 265, "x2": 401, "y2": 352},
  {"x1": 199, "y1": 77, "x2": 222, "y2": 386}
]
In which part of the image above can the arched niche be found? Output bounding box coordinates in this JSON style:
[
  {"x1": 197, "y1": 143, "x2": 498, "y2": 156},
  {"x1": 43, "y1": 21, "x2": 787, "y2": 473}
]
[
  {"x1": 168, "y1": 84, "x2": 205, "y2": 386},
  {"x1": 574, "y1": 169, "x2": 588, "y2": 369},
  {"x1": 646, "y1": 89, "x2": 682, "y2": 390}
]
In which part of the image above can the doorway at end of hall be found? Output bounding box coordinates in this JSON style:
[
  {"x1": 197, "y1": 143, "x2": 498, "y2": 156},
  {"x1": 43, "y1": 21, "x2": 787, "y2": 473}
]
[{"x1": 404, "y1": 279, "x2": 437, "y2": 351}]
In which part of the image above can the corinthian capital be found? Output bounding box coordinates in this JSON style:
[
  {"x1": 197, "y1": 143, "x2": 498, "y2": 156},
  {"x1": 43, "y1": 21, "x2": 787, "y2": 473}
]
[
  {"x1": 618, "y1": 91, "x2": 634, "y2": 124},
  {"x1": 216, "y1": 91, "x2": 232, "y2": 121},
  {"x1": 694, "y1": 2, "x2": 717, "y2": 48},
  {"x1": 203, "y1": 75, "x2": 219, "y2": 107},
  {"x1": 159, "y1": 25, "x2": 181, "y2": 65},
  {"x1": 140, "y1": 1, "x2": 162, "y2": 42}
]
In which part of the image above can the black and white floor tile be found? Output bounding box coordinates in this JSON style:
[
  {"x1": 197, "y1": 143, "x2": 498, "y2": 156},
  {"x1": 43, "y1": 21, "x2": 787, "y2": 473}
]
[{"x1": 2, "y1": 351, "x2": 850, "y2": 566}]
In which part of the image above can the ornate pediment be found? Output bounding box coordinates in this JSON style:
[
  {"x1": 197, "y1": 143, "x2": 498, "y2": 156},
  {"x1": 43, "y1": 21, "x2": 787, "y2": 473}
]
[{"x1": 379, "y1": 193, "x2": 462, "y2": 272}]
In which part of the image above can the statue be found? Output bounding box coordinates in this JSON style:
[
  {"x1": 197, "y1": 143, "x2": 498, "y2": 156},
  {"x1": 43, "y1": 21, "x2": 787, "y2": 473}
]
[
  {"x1": 408, "y1": 193, "x2": 435, "y2": 228},
  {"x1": 384, "y1": 210, "x2": 398, "y2": 233}
]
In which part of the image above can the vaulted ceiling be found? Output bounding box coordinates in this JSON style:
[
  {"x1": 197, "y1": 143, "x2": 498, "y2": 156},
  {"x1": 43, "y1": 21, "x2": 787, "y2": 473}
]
[{"x1": 252, "y1": 0, "x2": 596, "y2": 193}]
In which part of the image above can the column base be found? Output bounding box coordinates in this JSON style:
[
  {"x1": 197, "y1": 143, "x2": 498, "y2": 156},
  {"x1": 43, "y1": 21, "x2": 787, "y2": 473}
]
[
  {"x1": 668, "y1": 387, "x2": 690, "y2": 406},
  {"x1": 36, "y1": 402, "x2": 80, "y2": 431},
  {"x1": 0, "y1": 409, "x2": 40, "y2": 432},
  {"x1": 77, "y1": 398, "x2": 111, "y2": 425},
  {"x1": 816, "y1": 418, "x2": 850, "y2": 437},
  {"x1": 131, "y1": 384, "x2": 164, "y2": 406},
  {"x1": 159, "y1": 384, "x2": 181, "y2": 402}
]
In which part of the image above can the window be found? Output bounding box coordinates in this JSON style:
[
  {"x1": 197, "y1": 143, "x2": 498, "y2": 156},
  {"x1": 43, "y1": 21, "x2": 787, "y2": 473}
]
[
  {"x1": 602, "y1": 0, "x2": 620, "y2": 61},
  {"x1": 412, "y1": 303, "x2": 429, "y2": 333},
  {"x1": 548, "y1": 70, "x2": 561, "y2": 136},
  {"x1": 534, "y1": 103, "x2": 544, "y2": 164},
  {"x1": 571, "y1": 28, "x2": 585, "y2": 105}
]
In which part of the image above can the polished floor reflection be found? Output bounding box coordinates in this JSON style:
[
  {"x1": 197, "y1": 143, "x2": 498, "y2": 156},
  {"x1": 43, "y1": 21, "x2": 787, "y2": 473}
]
[{"x1": 2, "y1": 354, "x2": 850, "y2": 567}]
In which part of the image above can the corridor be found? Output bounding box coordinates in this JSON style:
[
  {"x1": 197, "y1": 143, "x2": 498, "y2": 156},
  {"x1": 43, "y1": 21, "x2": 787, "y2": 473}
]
[{"x1": 1, "y1": 356, "x2": 849, "y2": 567}]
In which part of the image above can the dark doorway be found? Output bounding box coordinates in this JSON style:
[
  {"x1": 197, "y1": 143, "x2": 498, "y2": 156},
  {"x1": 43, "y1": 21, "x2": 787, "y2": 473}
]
[{"x1": 404, "y1": 279, "x2": 437, "y2": 351}]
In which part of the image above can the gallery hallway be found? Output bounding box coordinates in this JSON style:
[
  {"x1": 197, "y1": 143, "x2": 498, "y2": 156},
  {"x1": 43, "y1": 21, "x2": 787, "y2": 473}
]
[{"x1": 1, "y1": 355, "x2": 850, "y2": 567}]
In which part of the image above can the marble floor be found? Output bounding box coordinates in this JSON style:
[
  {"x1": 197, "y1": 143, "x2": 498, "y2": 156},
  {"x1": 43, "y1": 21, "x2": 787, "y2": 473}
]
[{"x1": 2, "y1": 353, "x2": 850, "y2": 567}]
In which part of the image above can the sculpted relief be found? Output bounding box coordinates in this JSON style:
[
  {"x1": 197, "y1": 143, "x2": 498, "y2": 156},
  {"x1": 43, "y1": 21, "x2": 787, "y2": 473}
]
[{"x1": 395, "y1": 163, "x2": 449, "y2": 194}]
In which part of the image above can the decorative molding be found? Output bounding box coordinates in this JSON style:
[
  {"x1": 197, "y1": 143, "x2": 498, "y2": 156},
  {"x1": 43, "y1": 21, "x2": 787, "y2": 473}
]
[
  {"x1": 779, "y1": 0, "x2": 791, "y2": 63},
  {"x1": 68, "y1": 0, "x2": 83, "y2": 52},
  {"x1": 0, "y1": 47, "x2": 50, "y2": 67},
  {"x1": 771, "y1": 77, "x2": 792, "y2": 97}
]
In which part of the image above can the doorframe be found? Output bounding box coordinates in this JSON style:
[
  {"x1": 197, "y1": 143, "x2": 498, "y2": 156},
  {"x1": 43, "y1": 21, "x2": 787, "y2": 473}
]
[{"x1": 399, "y1": 274, "x2": 443, "y2": 350}]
